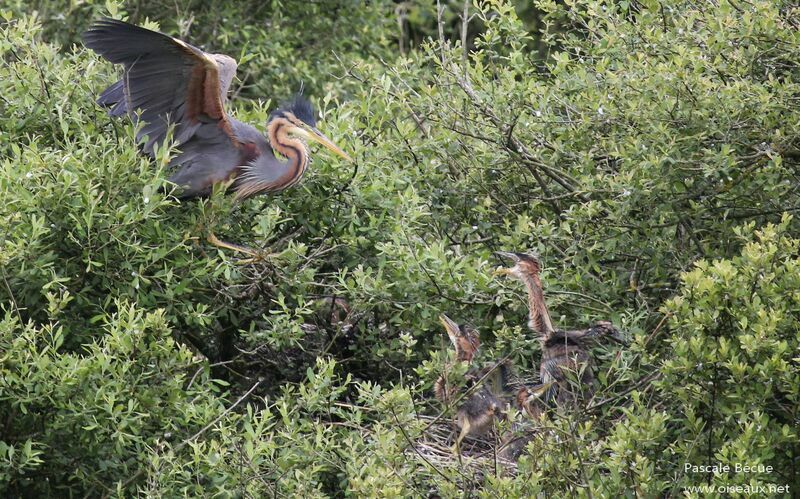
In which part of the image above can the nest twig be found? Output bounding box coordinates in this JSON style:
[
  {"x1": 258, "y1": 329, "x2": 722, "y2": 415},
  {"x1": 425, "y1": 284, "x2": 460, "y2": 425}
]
[{"x1": 407, "y1": 414, "x2": 520, "y2": 476}]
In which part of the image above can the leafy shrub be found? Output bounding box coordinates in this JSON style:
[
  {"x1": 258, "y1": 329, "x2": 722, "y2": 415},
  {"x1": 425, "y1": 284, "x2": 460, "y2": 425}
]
[{"x1": 1, "y1": 0, "x2": 798, "y2": 495}]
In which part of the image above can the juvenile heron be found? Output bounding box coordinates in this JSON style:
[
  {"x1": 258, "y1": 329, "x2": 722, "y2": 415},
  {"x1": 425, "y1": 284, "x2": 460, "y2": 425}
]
[
  {"x1": 435, "y1": 314, "x2": 509, "y2": 456},
  {"x1": 515, "y1": 381, "x2": 554, "y2": 420},
  {"x1": 433, "y1": 314, "x2": 482, "y2": 406},
  {"x1": 497, "y1": 381, "x2": 553, "y2": 461},
  {"x1": 494, "y1": 252, "x2": 625, "y2": 406},
  {"x1": 83, "y1": 18, "x2": 352, "y2": 252}
]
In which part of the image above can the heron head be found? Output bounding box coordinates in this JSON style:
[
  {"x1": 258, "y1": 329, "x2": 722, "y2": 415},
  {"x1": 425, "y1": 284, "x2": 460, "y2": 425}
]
[
  {"x1": 439, "y1": 314, "x2": 480, "y2": 363},
  {"x1": 489, "y1": 400, "x2": 507, "y2": 421},
  {"x1": 270, "y1": 95, "x2": 352, "y2": 162},
  {"x1": 493, "y1": 251, "x2": 542, "y2": 280},
  {"x1": 516, "y1": 381, "x2": 554, "y2": 418},
  {"x1": 586, "y1": 320, "x2": 628, "y2": 345}
]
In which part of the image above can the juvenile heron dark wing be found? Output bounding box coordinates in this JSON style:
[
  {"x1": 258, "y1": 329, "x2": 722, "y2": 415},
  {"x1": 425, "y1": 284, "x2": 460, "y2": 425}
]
[{"x1": 83, "y1": 18, "x2": 239, "y2": 155}]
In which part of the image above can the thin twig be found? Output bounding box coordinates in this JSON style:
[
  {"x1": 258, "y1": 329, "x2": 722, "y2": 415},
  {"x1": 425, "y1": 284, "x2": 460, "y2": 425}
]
[
  {"x1": 643, "y1": 312, "x2": 672, "y2": 348},
  {"x1": 389, "y1": 406, "x2": 459, "y2": 486}
]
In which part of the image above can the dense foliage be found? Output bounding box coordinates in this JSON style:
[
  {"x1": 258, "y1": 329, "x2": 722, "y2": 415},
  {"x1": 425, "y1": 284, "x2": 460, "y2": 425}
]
[{"x1": 1, "y1": 0, "x2": 798, "y2": 496}]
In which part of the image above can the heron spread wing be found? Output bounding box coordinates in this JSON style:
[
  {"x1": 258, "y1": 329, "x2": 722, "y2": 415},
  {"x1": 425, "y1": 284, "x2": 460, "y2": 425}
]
[
  {"x1": 85, "y1": 18, "x2": 351, "y2": 200},
  {"x1": 83, "y1": 18, "x2": 239, "y2": 155}
]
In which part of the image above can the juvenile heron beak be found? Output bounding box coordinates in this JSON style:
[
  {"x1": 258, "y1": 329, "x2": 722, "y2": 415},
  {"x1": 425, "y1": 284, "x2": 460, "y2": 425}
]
[
  {"x1": 492, "y1": 252, "x2": 518, "y2": 277},
  {"x1": 529, "y1": 381, "x2": 555, "y2": 397},
  {"x1": 494, "y1": 251, "x2": 519, "y2": 261},
  {"x1": 438, "y1": 314, "x2": 480, "y2": 363},
  {"x1": 438, "y1": 314, "x2": 460, "y2": 340},
  {"x1": 492, "y1": 267, "x2": 512, "y2": 277},
  {"x1": 293, "y1": 124, "x2": 353, "y2": 162}
]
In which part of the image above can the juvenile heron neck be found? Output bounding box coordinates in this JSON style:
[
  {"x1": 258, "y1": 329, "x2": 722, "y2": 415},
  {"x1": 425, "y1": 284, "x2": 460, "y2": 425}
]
[{"x1": 520, "y1": 272, "x2": 555, "y2": 339}]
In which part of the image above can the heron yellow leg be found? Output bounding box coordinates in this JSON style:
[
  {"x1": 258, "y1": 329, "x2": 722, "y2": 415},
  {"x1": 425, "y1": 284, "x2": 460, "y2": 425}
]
[
  {"x1": 207, "y1": 233, "x2": 279, "y2": 263},
  {"x1": 207, "y1": 233, "x2": 258, "y2": 256}
]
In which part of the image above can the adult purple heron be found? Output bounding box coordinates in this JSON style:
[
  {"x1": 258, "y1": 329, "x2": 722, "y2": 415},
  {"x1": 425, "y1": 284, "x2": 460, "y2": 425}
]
[
  {"x1": 82, "y1": 18, "x2": 352, "y2": 251},
  {"x1": 494, "y1": 252, "x2": 626, "y2": 407}
]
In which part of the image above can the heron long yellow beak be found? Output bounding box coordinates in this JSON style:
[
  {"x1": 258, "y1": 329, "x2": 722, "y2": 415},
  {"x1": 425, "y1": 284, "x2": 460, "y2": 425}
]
[{"x1": 294, "y1": 125, "x2": 353, "y2": 162}]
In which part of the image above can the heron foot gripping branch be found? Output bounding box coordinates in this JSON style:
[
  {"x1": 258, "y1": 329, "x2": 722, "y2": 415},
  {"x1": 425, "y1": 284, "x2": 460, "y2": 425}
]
[{"x1": 206, "y1": 233, "x2": 279, "y2": 264}]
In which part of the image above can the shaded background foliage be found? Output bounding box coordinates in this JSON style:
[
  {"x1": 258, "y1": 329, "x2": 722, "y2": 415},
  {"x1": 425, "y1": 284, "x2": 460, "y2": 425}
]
[{"x1": 1, "y1": 0, "x2": 798, "y2": 496}]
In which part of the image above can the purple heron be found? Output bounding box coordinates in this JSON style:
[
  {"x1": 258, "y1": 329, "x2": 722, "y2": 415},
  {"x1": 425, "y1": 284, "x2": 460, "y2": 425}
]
[
  {"x1": 494, "y1": 252, "x2": 625, "y2": 406},
  {"x1": 435, "y1": 314, "x2": 510, "y2": 456},
  {"x1": 83, "y1": 18, "x2": 352, "y2": 253}
]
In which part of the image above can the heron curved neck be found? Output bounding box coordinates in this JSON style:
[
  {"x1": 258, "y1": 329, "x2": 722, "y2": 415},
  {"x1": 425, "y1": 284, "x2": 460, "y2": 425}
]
[
  {"x1": 267, "y1": 117, "x2": 309, "y2": 188},
  {"x1": 233, "y1": 118, "x2": 310, "y2": 199}
]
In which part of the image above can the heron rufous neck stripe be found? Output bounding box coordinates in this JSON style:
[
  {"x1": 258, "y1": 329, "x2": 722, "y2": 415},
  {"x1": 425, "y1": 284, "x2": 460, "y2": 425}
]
[{"x1": 267, "y1": 116, "x2": 309, "y2": 188}]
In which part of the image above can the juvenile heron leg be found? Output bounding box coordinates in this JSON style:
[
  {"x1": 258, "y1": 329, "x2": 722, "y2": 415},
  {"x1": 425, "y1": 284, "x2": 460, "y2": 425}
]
[{"x1": 452, "y1": 419, "x2": 471, "y2": 457}]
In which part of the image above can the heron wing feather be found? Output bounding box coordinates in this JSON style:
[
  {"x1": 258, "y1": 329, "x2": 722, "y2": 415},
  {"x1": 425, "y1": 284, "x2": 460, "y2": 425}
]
[{"x1": 83, "y1": 18, "x2": 238, "y2": 155}]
